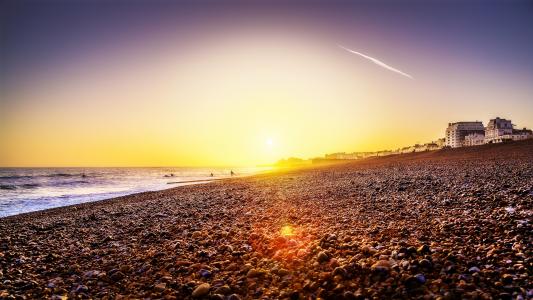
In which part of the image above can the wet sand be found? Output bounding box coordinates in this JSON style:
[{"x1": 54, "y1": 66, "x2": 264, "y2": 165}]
[{"x1": 1, "y1": 140, "x2": 532, "y2": 299}]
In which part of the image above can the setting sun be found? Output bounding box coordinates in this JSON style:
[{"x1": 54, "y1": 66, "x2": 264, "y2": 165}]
[{"x1": 1, "y1": 1, "x2": 532, "y2": 299}]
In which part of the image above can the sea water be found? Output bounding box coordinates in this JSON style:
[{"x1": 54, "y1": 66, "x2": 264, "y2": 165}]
[{"x1": 0, "y1": 167, "x2": 268, "y2": 217}]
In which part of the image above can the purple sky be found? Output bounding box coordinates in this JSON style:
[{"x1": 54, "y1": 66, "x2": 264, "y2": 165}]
[{"x1": 2, "y1": 1, "x2": 533, "y2": 87}]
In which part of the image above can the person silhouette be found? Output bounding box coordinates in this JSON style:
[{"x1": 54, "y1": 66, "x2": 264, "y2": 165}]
[{"x1": 230, "y1": 170, "x2": 235, "y2": 176}]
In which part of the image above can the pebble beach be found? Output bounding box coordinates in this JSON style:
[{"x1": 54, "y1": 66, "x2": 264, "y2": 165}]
[{"x1": 1, "y1": 140, "x2": 532, "y2": 299}]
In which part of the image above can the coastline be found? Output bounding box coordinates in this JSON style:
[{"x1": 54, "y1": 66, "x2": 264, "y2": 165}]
[
  {"x1": 0, "y1": 171, "x2": 266, "y2": 221},
  {"x1": 1, "y1": 140, "x2": 531, "y2": 299},
  {"x1": 0, "y1": 167, "x2": 273, "y2": 219}
]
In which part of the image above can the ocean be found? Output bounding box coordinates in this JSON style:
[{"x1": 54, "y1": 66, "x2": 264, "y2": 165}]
[{"x1": 0, "y1": 167, "x2": 269, "y2": 218}]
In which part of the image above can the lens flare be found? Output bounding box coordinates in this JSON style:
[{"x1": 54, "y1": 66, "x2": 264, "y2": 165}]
[{"x1": 280, "y1": 225, "x2": 295, "y2": 237}]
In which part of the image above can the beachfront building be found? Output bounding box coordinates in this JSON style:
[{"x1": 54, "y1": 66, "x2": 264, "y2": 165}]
[
  {"x1": 423, "y1": 142, "x2": 441, "y2": 151},
  {"x1": 445, "y1": 121, "x2": 485, "y2": 148},
  {"x1": 325, "y1": 152, "x2": 353, "y2": 160},
  {"x1": 413, "y1": 144, "x2": 426, "y2": 152},
  {"x1": 464, "y1": 133, "x2": 485, "y2": 147},
  {"x1": 485, "y1": 117, "x2": 514, "y2": 144},
  {"x1": 400, "y1": 145, "x2": 416, "y2": 153},
  {"x1": 376, "y1": 150, "x2": 394, "y2": 157},
  {"x1": 436, "y1": 138, "x2": 446, "y2": 148},
  {"x1": 484, "y1": 117, "x2": 533, "y2": 143},
  {"x1": 324, "y1": 152, "x2": 376, "y2": 160},
  {"x1": 356, "y1": 152, "x2": 377, "y2": 159},
  {"x1": 390, "y1": 149, "x2": 401, "y2": 155},
  {"x1": 512, "y1": 128, "x2": 533, "y2": 140}
]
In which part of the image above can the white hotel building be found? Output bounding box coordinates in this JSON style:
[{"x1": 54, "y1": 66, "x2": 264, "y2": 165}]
[
  {"x1": 445, "y1": 121, "x2": 485, "y2": 148},
  {"x1": 483, "y1": 117, "x2": 531, "y2": 144},
  {"x1": 445, "y1": 117, "x2": 532, "y2": 148}
]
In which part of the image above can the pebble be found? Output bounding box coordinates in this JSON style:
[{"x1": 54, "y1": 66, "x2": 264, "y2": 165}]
[
  {"x1": 1, "y1": 141, "x2": 531, "y2": 299},
  {"x1": 332, "y1": 266, "x2": 347, "y2": 278},
  {"x1": 154, "y1": 283, "x2": 166, "y2": 292},
  {"x1": 192, "y1": 283, "x2": 210, "y2": 298},
  {"x1": 247, "y1": 268, "x2": 266, "y2": 278},
  {"x1": 199, "y1": 269, "x2": 212, "y2": 278},
  {"x1": 227, "y1": 294, "x2": 242, "y2": 300},
  {"x1": 414, "y1": 273, "x2": 426, "y2": 284},
  {"x1": 109, "y1": 270, "x2": 125, "y2": 281},
  {"x1": 404, "y1": 276, "x2": 421, "y2": 289},
  {"x1": 501, "y1": 274, "x2": 513, "y2": 284},
  {"x1": 75, "y1": 285, "x2": 88, "y2": 293},
  {"x1": 214, "y1": 285, "x2": 231, "y2": 295},
  {"x1": 419, "y1": 259, "x2": 432, "y2": 269},
  {"x1": 317, "y1": 251, "x2": 329, "y2": 263},
  {"x1": 417, "y1": 244, "x2": 431, "y2": 254}
]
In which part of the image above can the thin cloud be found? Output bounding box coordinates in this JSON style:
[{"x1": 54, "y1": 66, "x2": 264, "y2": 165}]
[{"x1": 338, "y1": 44, "x2": 413, "y2": 79}]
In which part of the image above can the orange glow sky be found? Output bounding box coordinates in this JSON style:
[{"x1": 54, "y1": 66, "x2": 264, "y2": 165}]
[{"x1": 1, "y1": 2, "x2": 532, "y2": 167}]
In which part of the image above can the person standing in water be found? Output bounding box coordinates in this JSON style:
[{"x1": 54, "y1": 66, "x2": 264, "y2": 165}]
[{"x1": 230, "y1": 170, "x2": 235, "y2": 176}]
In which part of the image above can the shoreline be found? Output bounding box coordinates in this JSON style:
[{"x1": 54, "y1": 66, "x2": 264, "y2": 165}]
[
  {"x1": 0, "y1": 168, "x2": 274, "y2": 219},
  {"x1": 1, "y1": 140, "x2": 531, "y2": 299}
]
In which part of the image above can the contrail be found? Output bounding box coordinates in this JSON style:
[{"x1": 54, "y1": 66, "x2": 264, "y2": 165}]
[{"x1": 338, "y1": 44, "x2": 413, "y2": 79}]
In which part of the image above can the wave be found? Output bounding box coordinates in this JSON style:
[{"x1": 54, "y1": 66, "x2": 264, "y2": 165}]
[
  {"x1": 0, "y1": 173, "x2": 90, "y2": 180},
  {"x1": 46, "y1": 173, "x2": 87, "y2": 178},
  {"x1": 0, "y1": 185, "x2": 17, "y2": 190},
  {"x1": 55, "y1": 180, "x2": 91, "y2": 186},
  {"x1": 0, "y1": 180, "x2": 93, "y2": 190},
  {"x1": 22, "y1": 183, "x2": 40, "y2": 188},
  {"x1": 0, "y1": 183, "x2": 41, "y2": 190},
  {"x1": 0, "y1": 175, "x2": 34, "y2": 180}
]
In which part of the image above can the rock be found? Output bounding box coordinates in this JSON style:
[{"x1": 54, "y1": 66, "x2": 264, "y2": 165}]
[
  {"x1": 404, "y1": 275, "x2": 425, "y2": 289},
  {"x1": 343, "y1": 291, "x2": 358, "y2": 300},
  {"x1": 214, "y1": 285, "x2": 231, "y2": 295},
  {"x1": 192, "y1": 283, "x2": 211, "y2": 298},
  {"x1": 332, "y1": 266, "x2": 347, "y2": 278},
  {"x1": 414, "y1": 273, "x2": 426, "y2": 284},
  {"x1": 417, "y1": 244, "x2": 430, "y2": 254},
  {"x1": 370, "y1": 260, "x2": 390, "y2": 278},
  {"x1": 119, "y1": 265, "x2": 132, "y2": 273},
  {"x1": 371, "y1": 260, "x2": 391, "y2": 269},
  {"x1": 277, "y1": 268, "x2": 289, "y2": 276},
  {"x1": 75, "y1": 285, "x2": 88, "y2": 293},
  {"x1": 154, "y1": 283, "x2": 166, "y2": 292},
  {"x1": 468, "y1": 266, "x2": 480, "y2": 273},
  {"x1": 176, "y1": 260, "x2": 193, "y2": 266},
  {"x1": 247, "y1": 268, "x2": 266, "y2": 278},
  {"x1": 290, "y1": 291, "x2": 300, "y2": 300},
  {"x1": 362, "y1": 245, "x2": 377, "y2": 255},
  {"x1": 400, "y1": 260, "x2": 410, "y2": 269},
  {"x1": 498, "y1": 292, "x2": 512, "y2": 300},
  {"x1": 419, "y1": 259, "x2": 432, "y2": 269},
  {"x1": 317, "y1": 251, "x2": 329, "y2": 263},
  {"x1": 199, "y1": 269, "x2": 212, "y2": 278},
  {"x1": 109, "y1": 270, "x2": 125, "y2": 281},
  {"x1": 227, "y1": 294, "x2": 242, "y2": 300},
  {"x1": 501, "y1": 274, "x2": 513, "y2": 284}
]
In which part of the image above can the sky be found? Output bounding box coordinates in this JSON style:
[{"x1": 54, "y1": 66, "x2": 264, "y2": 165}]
[{"x1": 1, "y1": 0, "x2": 533, "y2": 167}]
